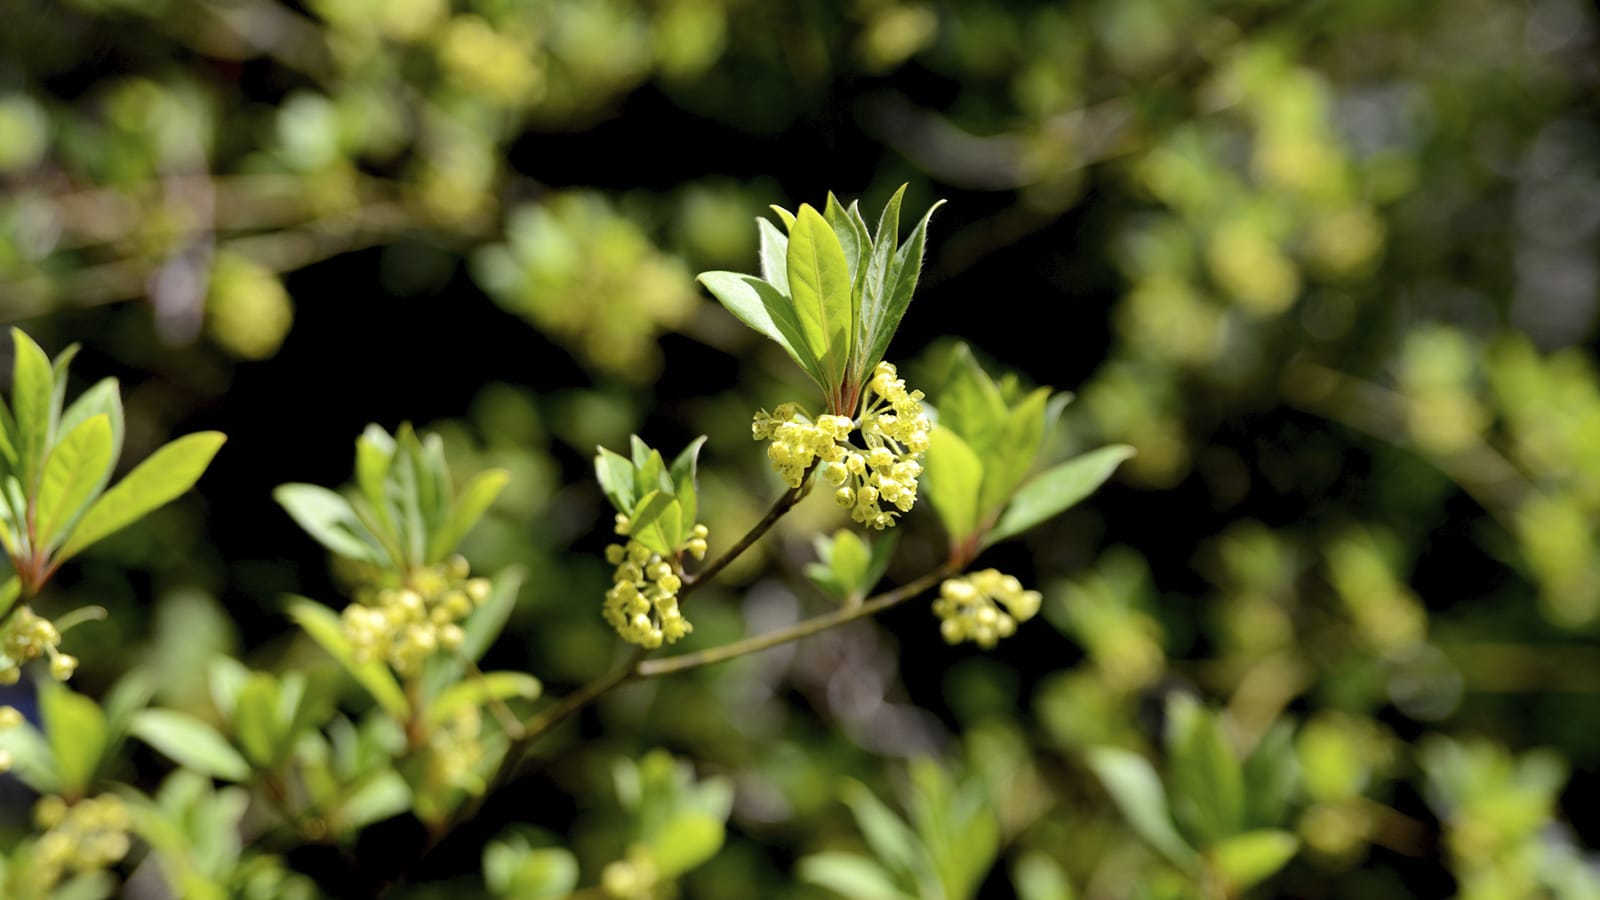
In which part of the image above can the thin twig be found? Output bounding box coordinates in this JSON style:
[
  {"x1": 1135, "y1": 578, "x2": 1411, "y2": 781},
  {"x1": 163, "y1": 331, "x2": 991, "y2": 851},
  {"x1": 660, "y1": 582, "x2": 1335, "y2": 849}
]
[
  {"x1": 683, "y1": 468, "x2": 816, "y2": 594},
  {"x1": 636, "y1": 564, "x2": 953, "y2": 679}
]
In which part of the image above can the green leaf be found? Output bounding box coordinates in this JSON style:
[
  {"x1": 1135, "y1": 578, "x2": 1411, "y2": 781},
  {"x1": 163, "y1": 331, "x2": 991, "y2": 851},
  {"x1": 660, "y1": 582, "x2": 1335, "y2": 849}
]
[
  {"x1": 858, "y1": 185, "x2": 905, "y2": 367},
  {"x1": 41, "y1": 681, "x2": 109, "y2": 796},
  {"x1": 841, "y1": 779, "x2": 932, "y2": 884},
  {"x1": 977, "y1": 387, "x2": 1050, "y2": 516},
  {"x1": 208, "y1": 655, "x2": 251, "y2": 721},
  {"x1": 824, "y1": 193, "x2": 871, "y2": 332},
  {"x1": 629, "y1": 489, "x2": 681, "y2": 558},
  {"x1": 426, "y1": 468, "x2": 509, "y2": 563},
  {"x1": 864, "y1": 199, "x2": 944, "y2": 369},
  {"x1": 274, "y1": 483, "x2": 386, "y2": 564},
  {"x1": 799, "y1": 853, "x2": 912, "y2": 900},
  {"x1": 429, "y1": 672, "x2": 542, "y2": 727},
  {"x1": 1013, "y1": 852, "x2": 1076, "y2": 900},
  {"x1": 1211, "y1": 830, "x2": 1299, "y2": 892},
  {"x1": 355, "y1": 424, "x2": 397, "y2": 540},
  {"x1": 57, "y1": 377, "x2": 125, "y2": 471},
  {"x1": 669, "y1": 436, "x2": 707, "y2": 528},
  {"x1": 1088, "y1": 747, "x2": 1197, "y2": 870},
  {"x1": 1166, "y1": 696, "x2": 1246, "y2": 844},
  {"x1": 56, "y1": 431, "x2": 226, "y2": 562},
  {"x1": 287, "y1": 598, "x2": 410, "y2": 721},
  {"x1": 340, "y1": 769, "x2": 412, "y2": 829},
  {"x1": 484, "y1": 839, "x2": 579, "y2": 899},
  {"x1": 130, "y1": 709, "x2": 251, "y2": 781},
  {"x1": 35, "y1": 414, "x2": 115, "y2": 551},
  {"x1": 938, "y1": 345, "x2": 1008, "y2": 450},
  {"x1": 769, "y1": 204, "x2": 796, "y2": 230},
  {"x1": 595, "y1": 446, "x2": 637, "y2": 513},
  {"x1": 756, "y1": 217, "x2": 791, "y2": 295},
  {"x1": 232, "y1": 674, "x2": 280, "y2": 768},
  {"x1": 697, "y1": 271, "x2": 821, "y2": 383},
  {"x1": 829, "y1": 531, "x2": 871, "y2": 598},
  {"x1": 986, "y1": 445, "x2": 1134, "y2": 546},
  {"x1": 1244, "y1": 720, "x2": 1299, "y2": 829},
  {"x1": 0, "y1": 395, "x2": 18, "y2": 472},
  {"x1": 921, "y1": 425, "x2": 984, "y2": 541},
  {"x1": 787, "y1": 204, "x2": 854, "y2": 389},
  {"x1": 648, "y1": 810, "x2": 725, "y2": 878},
  {"x1": 10, "y1": 327, "x2": 56, "y2": 491},
  {"x1": 0, "y1": 575, "x2": 19, "y2": 619},
  {"x1": 423, "y1": 566, "x2": 526, "y2": 701},
  {"x1": 0, "y1": 718, "x2": 59, "y2": 793}
]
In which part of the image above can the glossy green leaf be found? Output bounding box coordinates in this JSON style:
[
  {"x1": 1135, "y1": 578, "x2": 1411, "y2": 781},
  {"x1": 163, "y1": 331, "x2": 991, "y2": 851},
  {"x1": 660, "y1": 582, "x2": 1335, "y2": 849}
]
[
  {"x1": 648, "y1": 810, "x2": 725, "y2": 878},
  {"x1": 1087, "y1": 747, "x2": 1197, "y2": 870},
  {"x1": 56, "y1": 377, "x2": 124, "y2": 473},
  {"x1": 355, "y1": 424, "x2": 397, "y2": 539},
  {"x1": 41, "y1": 681, "x2": 109, "y2": 796},
  {"x1": 823, "y1": 194, "x2": 871, "y2": 327},
  {"x1": 429, "y1": 672, "x2": 542, "y2": 727},
  {"x1": 287, "y1": 598, "x2": 410, "y2": 720},
  {"x1": 799, "y1": 853, "x2": 912, "y2": 900},
  {"x1": 422, "y1": 566, "x2": 525, "y2": 702},
  {"x1": 922, "y1": 425, "x2": 984, "y2": 541},
  {"x1": 977, "y1": 386, "x2": 1051, "y2": 516},
  {"x1": 858, "y1": 185, "x2": 905, "y2": 367},
  {"x1": 669, "y1": 436, "x2": 706, "y2": 528},
  {"x1": 130, "y1": 709, "x2": 251, "y2": 781},
  {"x1": 829, "y1": 531, "x2": 871, "y2": 597},
  {"x1": 756, "y1": 217, "x2": 790, "y2": 295},
  {"x1": 426, "y1": 468, "x2": 509, "y2": 563},
  {"x1": 768, "y1": 204, "x2": 796, "y2": 230},
  {"x1": 986, "y1": 445, "x2": 1134, "y2": 547},
  {"x1": 1211, "y1": 830, "x2": 1299, "y2": 891},
  {"x1": 274, "y1": 483, "x2": 385, "y2": 564},
  {"x1": 57, "y1": 431, "x2": 226, "y2": 562},
  {"x1": 629, "y1": 489, "x2": 681, "y2": 558},
  {"x1": 46, "y1": 344, "x2": 79, "y2": 441},
  {"x1": 938, "y1": 345, "x2": 1008, "y2": 450},
  {"x1": 10, "y1": 327, "x2": 55, "y2": 491},
  {"x1": 787, "y1": 204, "x2": 854, "y2": 388},
  {"x1": 595, "y1": 446, "x2": 637, "y2": 513},
  {"x1": 35, "y1": 414, "x2": 114, "y2": 551},
  {"x1": 863, "y1": 199, "x2": 944, "y2": 369},
  {"x1": 697, "y1": 271, "x2": 820, "y2": 383}
]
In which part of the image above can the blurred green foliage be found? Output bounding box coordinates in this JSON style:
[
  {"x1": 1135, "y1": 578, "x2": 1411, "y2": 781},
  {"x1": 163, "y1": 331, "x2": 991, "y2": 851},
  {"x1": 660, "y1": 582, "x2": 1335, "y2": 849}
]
[{"x1": 5, "y1": 0, "x2": 1600, "y2": 897}]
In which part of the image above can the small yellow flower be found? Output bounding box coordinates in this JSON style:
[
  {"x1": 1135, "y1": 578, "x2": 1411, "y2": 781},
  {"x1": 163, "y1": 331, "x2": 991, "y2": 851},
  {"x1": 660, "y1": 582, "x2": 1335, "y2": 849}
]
[{"x1": 933, "y1": 569, "x2": 1043, "y2": 648}]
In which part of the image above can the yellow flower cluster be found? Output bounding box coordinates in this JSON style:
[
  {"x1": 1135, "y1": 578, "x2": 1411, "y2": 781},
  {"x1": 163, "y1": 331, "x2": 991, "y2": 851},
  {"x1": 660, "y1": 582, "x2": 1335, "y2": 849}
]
[
  {"x1": 933, "y1": 569, "x2": 1044, "y2": 648},
  {"x1": 341, "y1": 556, "x2": 492, "y2": 675},
  {"x1": 753, "y1": 362, "x2": 932, "y2": 530},
  {"x1": 430, "y1": 706, "x2": 487, "y2": 794},
  {"x1": 602, "y1": 520, "x2": 708, "y2": 648},
  {"x1": 0, "y1": 703, "x2": 22, "y2": 773},
  {"x1": 1, "y1": 605, "x2": 78, "y2": 686},
  {"x1": 600, "y1": 844, "x2": 660, "y2": 900},
  {"x1": 24, "y1": 794, "x2": 131, "y2": 895}
]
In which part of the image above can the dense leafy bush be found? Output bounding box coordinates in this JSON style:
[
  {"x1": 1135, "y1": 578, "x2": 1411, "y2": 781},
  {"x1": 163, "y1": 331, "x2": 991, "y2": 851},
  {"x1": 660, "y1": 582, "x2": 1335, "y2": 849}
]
[{"x1": 5, "y1": 0, "x2": 1600, "y2": 898}]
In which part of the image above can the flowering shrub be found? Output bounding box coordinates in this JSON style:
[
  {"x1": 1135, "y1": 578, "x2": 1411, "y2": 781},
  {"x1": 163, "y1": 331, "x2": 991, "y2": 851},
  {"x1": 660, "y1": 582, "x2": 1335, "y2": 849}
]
[{"x1": 1, "y1": 190, "x2": 1127, "y2": 897}]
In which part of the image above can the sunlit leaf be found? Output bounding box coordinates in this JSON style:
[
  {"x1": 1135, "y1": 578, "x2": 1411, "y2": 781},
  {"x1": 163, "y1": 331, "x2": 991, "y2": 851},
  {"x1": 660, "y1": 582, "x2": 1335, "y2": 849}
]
[{"x1": 57, "y1": 432, "x2": 226, "y2": 562}]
